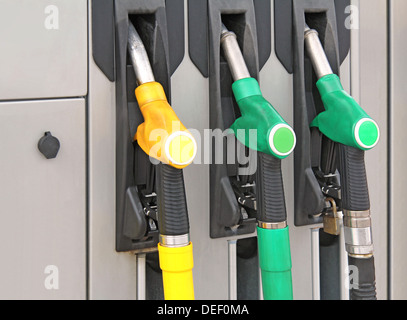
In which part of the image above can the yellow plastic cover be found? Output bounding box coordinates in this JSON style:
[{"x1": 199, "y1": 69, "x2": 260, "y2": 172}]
[{"x1": 135, "y1": 82, "x2": 196, "y2": 169}]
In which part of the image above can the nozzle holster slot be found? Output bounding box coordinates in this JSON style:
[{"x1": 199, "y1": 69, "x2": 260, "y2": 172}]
[
  {"x1": 114, "y1": 0, "x2": 185, "y2": 252},
  {"x1": 274, "y1": 0, "x2": 350, "y2": 227},
  {"x1": 188, "y1": 0, "x2": 272, "y2": 238},
  {"x1": 213, "y1": 1, "x2": 259, "y2": 239}
]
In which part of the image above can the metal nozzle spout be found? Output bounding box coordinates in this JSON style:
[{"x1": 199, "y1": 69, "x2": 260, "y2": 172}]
[
  {"x1": 304, "y1": 25, "x2": 333, "y2": 79},
  {"x1": 128, "y1": 21, "x2": 156, "y2": 85},
  {"x1": 220, "y1": 23, "x2": 251, "y2": 81}
]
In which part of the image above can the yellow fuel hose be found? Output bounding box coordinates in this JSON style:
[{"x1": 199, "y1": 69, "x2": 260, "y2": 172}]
[{"x1": 158, "y1": 242, "x2": 195, "y2": 300}]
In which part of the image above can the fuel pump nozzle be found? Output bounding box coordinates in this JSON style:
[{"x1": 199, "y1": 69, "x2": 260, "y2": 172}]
[
  {"x1": 128, "y1": 21, "x2": 196, "y2": 300},
  {"x1": 304, "y1": 25, "x2": 379, "y2": 300},
  {"x1": 221, "y1": 24, "x2": 295, "y2": 300},
  {"x1": 304, "y1": 25, "x2": 380, "y2": 151},
  {"x1": 220, "y1": 24, "x2": 296, "y2": 159},
  {"x1": 128, "y1": 22, "x2": 197, "y2": 169}
]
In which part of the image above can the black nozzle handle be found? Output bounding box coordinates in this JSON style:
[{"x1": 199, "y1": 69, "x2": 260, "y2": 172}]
[
  {"x1": 348, "y1": 256, "x2": 377, "y2": 300},
  {"x1": 338, "y1": 145, "x2": 370, "y2": 211},
  {"x1": 155, "y1": 164, "x2": 190, "y2": 236},
  {"x1": 256, "y1": 152, "x2": 287, "y2": 223}
]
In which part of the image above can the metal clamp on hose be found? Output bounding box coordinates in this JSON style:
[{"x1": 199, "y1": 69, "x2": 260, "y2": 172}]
[
  {"x1": 159, "y1": 234, "x2": 190, "y2": 248},
  {"x1": 258, "y1": 221, "x2": 287, "y2": 230},
  {"x1": 343, "y1": 210, "x2": 374, "y2": 257}
]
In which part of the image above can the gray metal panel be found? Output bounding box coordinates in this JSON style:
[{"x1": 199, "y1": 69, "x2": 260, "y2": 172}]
[
  {"x1": 357, "y1": 0, "x2": 389, "y2": 300},
  {"x1": 0, "y1": 98, "x2": 86, "y2": 299},
  {"x1": 389, "y1": 0, "x2": 407, "y2": 300},
  {"x1": 87, "y1": 4, "x2": 138, "y2": 299},
  {"x1": 0, "y1": 0, "x2": 87, "y2": 100}
]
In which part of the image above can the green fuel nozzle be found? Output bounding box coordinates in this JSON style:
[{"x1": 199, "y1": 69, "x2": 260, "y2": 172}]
[
  {"x1": 231, "y1": 78, "x2": 296, "y2": 159},
  {"x1": 305, "y1": 25, "x2": 377, "y2": 300},
  {"x1": 221, "y1": 25, "x2": 296, "y2": 159},
  {"x1": 312, "y1": 74, "x2": 380, "y2": 151},
  {"x1": 221, "y1": 24, "x2": 294, "y2": 300},
  {"x1": 304, "y1": 27, "x2": 380, "y2": 151}
]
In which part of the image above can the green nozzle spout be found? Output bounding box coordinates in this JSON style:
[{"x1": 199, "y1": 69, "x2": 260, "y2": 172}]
[
  {"x1": 311, "y1": 74, "x2": 380, "y2": 150},
  {"x1": 231, "y1": 78, "x2": 296, "y2": 159}
]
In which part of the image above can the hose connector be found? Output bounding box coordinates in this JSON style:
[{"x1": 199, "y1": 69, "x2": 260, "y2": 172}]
[
  {"x1": 159, "y1": 234, "x2": 190, "y2": 248},
  {"x1": 343, "y1": 210, "x2": 374, "y2": 257}
]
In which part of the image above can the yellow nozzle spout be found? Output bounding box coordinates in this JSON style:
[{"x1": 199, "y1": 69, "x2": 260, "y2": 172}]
[{"x1": 135, "y1": 82, "x2": 197, "y2": 169}]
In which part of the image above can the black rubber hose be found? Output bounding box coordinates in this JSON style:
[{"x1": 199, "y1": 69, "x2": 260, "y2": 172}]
[
  {"x1": 155, "y1": 163, "x2": 190, "y2": 236},
  {"x1": 348, "y1": 256, "x2": 377, "y2": 300},
  {"x1": 338, "y1": 145, "x2": 370, "y2": 211},
  {"x1": 256, "y1": 152, "x2": 287, "y2": 223},
  {"x1": 338, "y1": 144, "x2": 377, "y2": 300}
]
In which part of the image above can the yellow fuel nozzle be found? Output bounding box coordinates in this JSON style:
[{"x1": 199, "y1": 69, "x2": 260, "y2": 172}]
[{"x1": 134, "y1": 81, "x2": 197, "y2": 169}]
